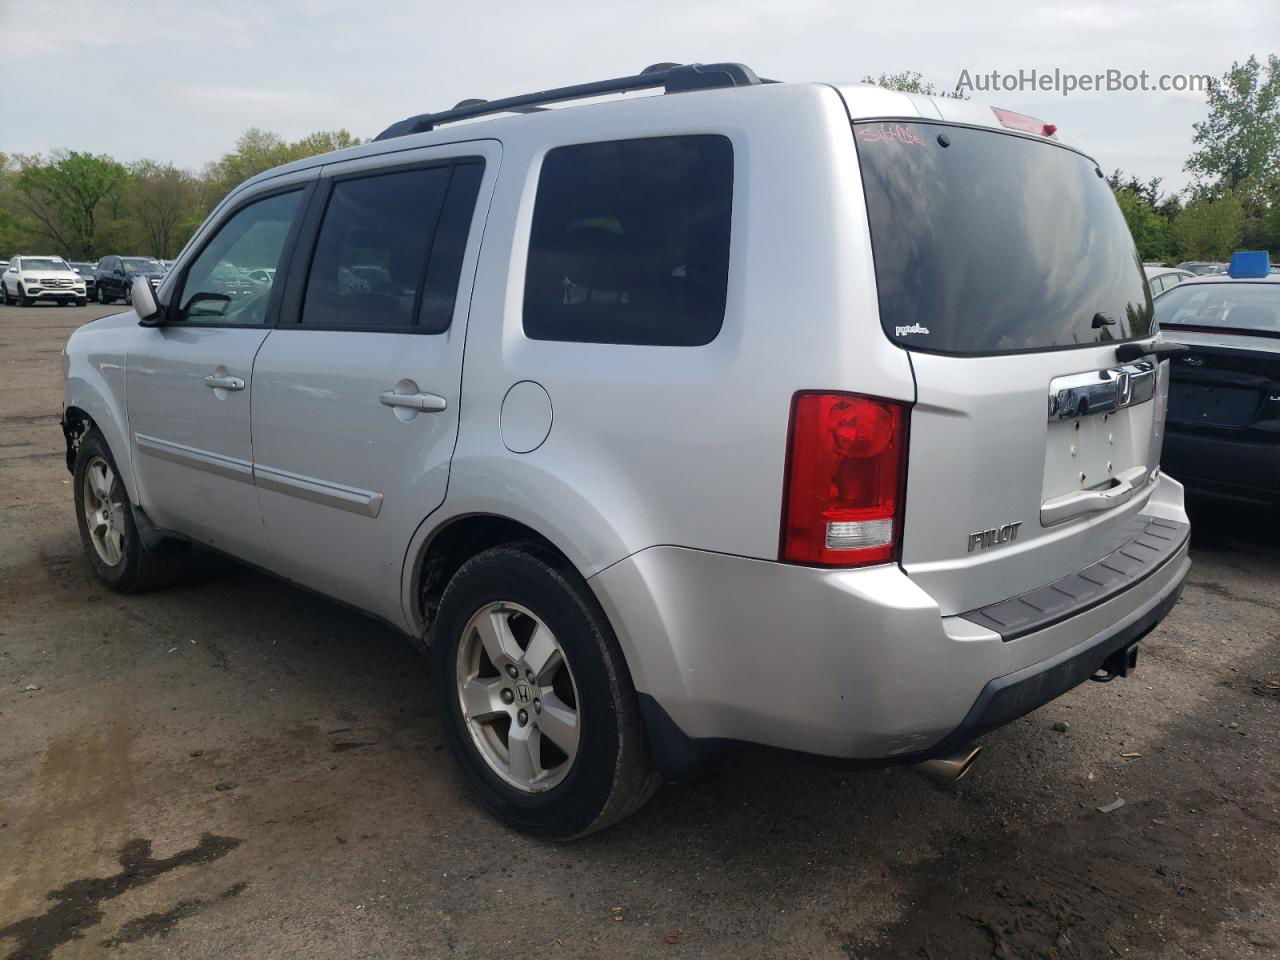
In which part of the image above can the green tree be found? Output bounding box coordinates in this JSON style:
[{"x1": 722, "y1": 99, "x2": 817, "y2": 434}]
[
  {"x1": 1107, "y1": 169, "x2": 1164, "y2": 208},
  {"x1": 11, "y1": 151, "x2": 127, "y2": 257},
  {"x1": 206, "y1": 128, "x2": 362, "y2": 194},
  {"x1": 1173, "y1": 193, "x2": 1245, "y2": 260},
  {"x1": 1114, "y1": 188, "x2": 1173, "y2": 261},
  {"x1": 125, "y1": 161, "x2": 200, "y2": 257},
  {"x1": 862, "y1": 71, "x2": 968, "y2": 100},
  {"x1": 1185, "y1": 54, "x2": 1280, "y2": 252}
]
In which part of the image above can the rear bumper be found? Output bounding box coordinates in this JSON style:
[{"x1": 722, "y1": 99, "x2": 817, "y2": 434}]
[
  {"x1": 1163, "y1": 428, "x2": 1280, "y2": 503},
  {"x1": 591, "y1": 473, "x2": 1190, "y2": 775},
  {"x1": 920, "y1": 548, "x2": 1186, "y2": 760}
]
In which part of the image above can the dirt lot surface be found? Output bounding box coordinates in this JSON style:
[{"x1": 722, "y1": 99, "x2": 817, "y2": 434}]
[{"x1": 1, "y1": 302, "x2": 1277, "y2": 960}]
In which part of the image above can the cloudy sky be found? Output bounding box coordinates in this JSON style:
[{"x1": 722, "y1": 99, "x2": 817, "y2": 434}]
[{"x1": 3, "y1": 0, "x2": 1275, "y2": 195}]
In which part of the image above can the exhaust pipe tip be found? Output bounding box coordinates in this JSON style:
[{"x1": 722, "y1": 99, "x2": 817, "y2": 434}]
[{"x1": 915, "y1": 744, "x2": 982, "y2": 784}]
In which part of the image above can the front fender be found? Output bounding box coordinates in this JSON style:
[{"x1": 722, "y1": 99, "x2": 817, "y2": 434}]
[{"x1": 63, "y1": 311, "x2": 140, "y2": 499}]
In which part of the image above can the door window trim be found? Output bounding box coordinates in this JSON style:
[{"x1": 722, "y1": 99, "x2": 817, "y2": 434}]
[
  {"x1": 276, "y1": 155, "x2": 487, "y2": 336},
  {"x1": 164, "y1": 179, "x2": 316, "y2": 330}
]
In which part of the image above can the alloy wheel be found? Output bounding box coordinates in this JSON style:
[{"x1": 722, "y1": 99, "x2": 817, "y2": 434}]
[
  {"x1": 82, "y1": 455, "x2": 126, "y2": 566},
  {"x1": 455, "y1": 601, "x2": 581, "y2": 793}
]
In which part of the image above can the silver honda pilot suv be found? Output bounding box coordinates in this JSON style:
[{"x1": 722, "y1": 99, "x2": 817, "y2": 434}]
[{"x1": 61, "y1": 63, "x2": 1190, "y2": 838}]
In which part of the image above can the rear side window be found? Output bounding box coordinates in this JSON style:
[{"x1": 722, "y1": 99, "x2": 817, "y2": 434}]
[
  {"x1": 302, "y1": 166, "x2": 450, "y2": 329},
  {"x1": 420, "y1": 162, "x2": 484, "y2": 333},
  {"x1": 523, "y1": 135, "x2": 733, "y2": 346},
  {"x1": 855, "y1": 121, "x2": 1152, "y2": 355}
]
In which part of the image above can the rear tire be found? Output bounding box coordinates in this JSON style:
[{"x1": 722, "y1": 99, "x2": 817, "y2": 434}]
[
  {"x1": 432, "y1": 543, "x2": 658, "y2": 839},
  {"x1": 73, "y1": 430, "x2": 189, "y2": 592}
]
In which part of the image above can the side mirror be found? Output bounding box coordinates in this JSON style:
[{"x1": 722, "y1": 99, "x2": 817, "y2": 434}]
[{"x1": 133, "y1": 277, "x2": 164, "y2": 326}]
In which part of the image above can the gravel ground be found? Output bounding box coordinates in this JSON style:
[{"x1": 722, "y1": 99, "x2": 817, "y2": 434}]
[{"x1": 1, "y1": 301, "x2": 1277, "y2": 960}]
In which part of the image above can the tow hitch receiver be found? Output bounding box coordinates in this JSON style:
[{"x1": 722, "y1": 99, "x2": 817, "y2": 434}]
[{"x1": 1092, "y1": 642, "x2": 1139, "y2": 683}]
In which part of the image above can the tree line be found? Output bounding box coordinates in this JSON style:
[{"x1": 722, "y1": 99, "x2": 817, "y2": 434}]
[
  {"x1": 2, "y1": 56, "x2": 1276, "y2": 264},
  {"x1": 0, "y1": 129, "x2": 361, "y2": 260}
]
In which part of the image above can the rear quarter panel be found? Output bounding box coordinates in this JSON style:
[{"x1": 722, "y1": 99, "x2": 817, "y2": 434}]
[{"x1": 406, "y1": 82, "x2": 915, "y2": 626}]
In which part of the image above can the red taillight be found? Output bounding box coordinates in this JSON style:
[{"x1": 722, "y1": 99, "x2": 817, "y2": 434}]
[{"x1": 779, "y1": 392, "x2": 910, "y2": 567}]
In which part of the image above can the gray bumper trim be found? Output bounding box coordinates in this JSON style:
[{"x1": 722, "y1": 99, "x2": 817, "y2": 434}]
[{"x1": 961, "y1": 517, "x2": 1190, "y2": 641}]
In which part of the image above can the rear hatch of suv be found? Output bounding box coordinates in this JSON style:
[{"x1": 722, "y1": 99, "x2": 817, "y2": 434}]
[{"x1": 853, "y1": 113, "x2": 1173, "y2": 617}]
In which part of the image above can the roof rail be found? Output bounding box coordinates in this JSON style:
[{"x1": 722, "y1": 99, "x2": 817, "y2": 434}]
[{"x1": 373, "y1": 62, "x2": 764, "y2": 141}]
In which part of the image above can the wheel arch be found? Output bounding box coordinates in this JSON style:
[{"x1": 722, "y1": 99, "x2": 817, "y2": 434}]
[
  {"x1": 404, "y1": 512, "x2": 580, "y2": 645},
  {"x1": 61, "y1": 396, "x2": 136, "y2": 502}
]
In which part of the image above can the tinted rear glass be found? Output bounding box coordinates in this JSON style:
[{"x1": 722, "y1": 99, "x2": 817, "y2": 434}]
[
  {"x1": 1155, "y1": 282, "x2": 1280, "y2": 335},
  {"x1": 855, "y1": 122, "x2": 1152, "y2": 355},
  {"x1": 523, "y1": 135, "x2": 732, "y2": 346}
]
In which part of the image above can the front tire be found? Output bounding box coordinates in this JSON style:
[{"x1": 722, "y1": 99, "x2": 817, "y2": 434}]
[
  {"x1": 18, "y1": 284, "x2": 33, "y2": 307},
  {"x1": 73, "y1": 431, "x2": 189, "y2": 592},
  {"x1": 432, "y1": 544, "x2": 658, "y2": 839}
]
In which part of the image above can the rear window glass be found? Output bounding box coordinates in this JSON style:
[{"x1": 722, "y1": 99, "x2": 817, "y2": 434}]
[
  {"x1": 523, "y1": 135, "x2": 732, "y2": 346},
  {"x1": 1155, "y1": 282, "x2": 1280, "y2": 335},
  {"x1": 855, "y1": 122, "x2": 1152, "y2": 355}
]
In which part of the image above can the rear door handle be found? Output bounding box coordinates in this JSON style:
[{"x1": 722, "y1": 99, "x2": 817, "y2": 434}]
[
  {"x1": 379, "y1": 390, "x2": 447, "y2": 413},
  {"x1": 204, "y1": 374, "x2": 245, "y2": 391}
]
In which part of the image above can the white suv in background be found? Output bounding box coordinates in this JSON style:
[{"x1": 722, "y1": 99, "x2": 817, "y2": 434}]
[
  {"x1": 61, "y1": 63, "x2": 1191, "y2": 838},
  {"x1": 2, "y1": 256, "x2": 88, "y2": 306}
]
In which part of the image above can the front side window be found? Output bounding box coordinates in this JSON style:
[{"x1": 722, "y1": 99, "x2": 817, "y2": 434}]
[
  {"x1": 177, "y1": 190, "x2": 302, "y2": 325},
  {"x1": 523, "y1": 135, "x2": 733, "y2": 346}
]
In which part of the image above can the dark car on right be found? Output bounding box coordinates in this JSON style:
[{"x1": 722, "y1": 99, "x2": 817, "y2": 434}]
[
  {"x1": 67, "y1": 261, "x2": 98, "y2": 301},
  {"x1": 94, "y1": 256, "x2": 167, "y2": 304},
  {"x1": 1157, "y1": 254, "x2": 1280, "y2": 506}
]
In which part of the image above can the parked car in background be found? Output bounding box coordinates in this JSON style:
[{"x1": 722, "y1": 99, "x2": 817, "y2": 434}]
[
  {"x1": 1, "y1": 255, "x2": 87, "y2": 306},
  {"x1": 67, "y1": 262, "x2": 99, "y2": 302},
  {"x1": 1144, "y1": 265, "x2": 1195, "y2": 298},
  {"x1": 1175, "y1": 261, "x2": 1226, "y2": 276},
  {"x1": 60, "y1": 65, "x2": 1191, "y2": 838},
  {"x1": 1157, "y1": 252, "x2": 1280, "y2": 506},
  {"x1": 244, "y1": 267, "x2": 277, "y2": 287},
  {"x1": 95, "y1": 256, "x2": 167, "y2": 304}
]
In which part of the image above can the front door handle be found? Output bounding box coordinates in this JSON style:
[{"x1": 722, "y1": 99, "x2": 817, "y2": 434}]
[
  {"x1": 379, "y1": 390, "x2": 447, "y2": 413},
  {"x1": 205, "y1": 374, "x2": 245, "y2": 391}
]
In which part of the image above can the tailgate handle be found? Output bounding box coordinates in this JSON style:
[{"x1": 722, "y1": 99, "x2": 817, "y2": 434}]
[{"x1": 1041, "y1": 465, "x2": 1149, "y2": 526}]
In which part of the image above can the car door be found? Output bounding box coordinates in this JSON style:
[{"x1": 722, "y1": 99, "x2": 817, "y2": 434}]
[
  {"x1": 103, "y1": 257, "x2": 118, "y2": 298},
  {"x1": 98, "y1": 257, "x2": 117, "y2": 299},
  {"x1": 126, "y1": 177, "x2": 313, "y2": 563},
  {"x1": 249, "y1": 143, "x2": 496, "y2": 622}
]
